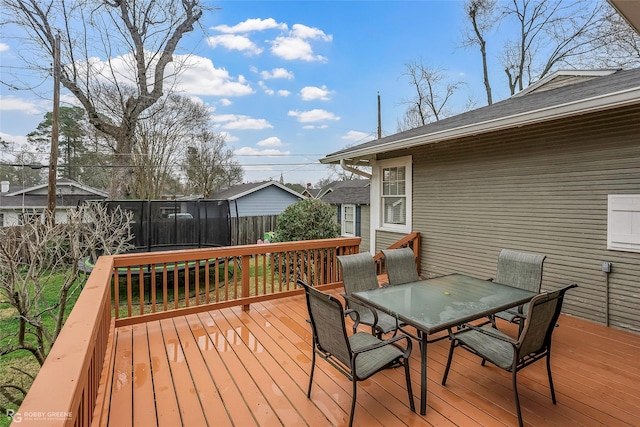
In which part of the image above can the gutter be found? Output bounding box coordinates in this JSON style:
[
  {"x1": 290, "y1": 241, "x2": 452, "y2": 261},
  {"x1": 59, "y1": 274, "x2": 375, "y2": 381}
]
[{"x1": 340, "y1": 159, "x2": 372, "y2": 179}]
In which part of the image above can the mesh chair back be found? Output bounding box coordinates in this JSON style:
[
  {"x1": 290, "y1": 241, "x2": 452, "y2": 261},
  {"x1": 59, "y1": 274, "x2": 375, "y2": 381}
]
[
  {"x1": 338, "y1": 253, "x2": 380, "y2": 294},
  {"x1": 495, "y1": 249, "x2": 546, "y2": 293},
  {"x1": 301, "y1": 281, "x2": 352, "y2": 367},
  {"x1": 517, "y1": 285, "x2": 575, "y2": 356},
  {"x1": 382, "y1": 247, "x2": 419, "y2": 286}
]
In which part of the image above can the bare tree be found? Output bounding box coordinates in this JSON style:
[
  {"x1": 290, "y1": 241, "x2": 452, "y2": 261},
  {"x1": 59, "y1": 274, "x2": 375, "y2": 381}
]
[
  {"x1": 130, "y1": 95, "x2": 210, "y2": 199},
  {"x1": 398, "y1": 61, "x2": 464, "y2": 131},
  {"x1": 0, "y1": 203, "x2": 133, "y2": 407},
  {"x1": 184, "y1": 132, "x2": 243, "y2": 197},
  {"x1": 587, "y1": 4, "x2": 640, "y2": 69},
  {"x1": 499, "y1": 0, "x2": 606, "y2": 95},
  {"x1": 462, "y1": 0, "x2": 498, "y2": 105},
  {"x1": 1, "y1": 0, "x2": 207, "y2": 198}
]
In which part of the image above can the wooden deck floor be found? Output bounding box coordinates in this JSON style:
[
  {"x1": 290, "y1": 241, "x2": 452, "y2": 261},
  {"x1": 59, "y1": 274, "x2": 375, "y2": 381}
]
[{"x1": 102, "y1": 289, "x2": 640, "y2": 426}]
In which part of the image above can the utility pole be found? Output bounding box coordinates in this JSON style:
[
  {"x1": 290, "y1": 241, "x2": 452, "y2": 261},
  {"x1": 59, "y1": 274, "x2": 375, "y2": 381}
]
[
  {"x1": 47, "y1": 32, "x2": 60, "y2": 224},
  {"x1": 377, "y1": 92, "x2": 382, "y2": 139}
]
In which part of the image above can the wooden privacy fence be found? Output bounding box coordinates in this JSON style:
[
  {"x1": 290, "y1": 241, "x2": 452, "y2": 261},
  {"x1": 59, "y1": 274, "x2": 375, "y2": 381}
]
[{"x1": 231, "y1": 214, "x2": 278, "y2": 246}]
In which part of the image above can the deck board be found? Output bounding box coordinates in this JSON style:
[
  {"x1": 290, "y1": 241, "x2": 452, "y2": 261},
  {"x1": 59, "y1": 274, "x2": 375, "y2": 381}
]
[{"x1": 106, "y1": 290, "x2": 640, "y2": 426}]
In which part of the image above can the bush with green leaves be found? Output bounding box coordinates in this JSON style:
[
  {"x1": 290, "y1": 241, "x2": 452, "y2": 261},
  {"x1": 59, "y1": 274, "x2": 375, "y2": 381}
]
[
  {"x1": 271, "y1": 198, "x2": 340, "y2": 285},
  {"x1": 272, "y1": 198, "x2": 339, "y2": 242}
]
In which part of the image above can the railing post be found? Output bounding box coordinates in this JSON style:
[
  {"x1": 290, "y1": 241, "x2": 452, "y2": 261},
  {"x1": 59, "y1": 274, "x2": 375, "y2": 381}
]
[{"x1": 242, "y1": 255, "x2": 250, "y2": 311}]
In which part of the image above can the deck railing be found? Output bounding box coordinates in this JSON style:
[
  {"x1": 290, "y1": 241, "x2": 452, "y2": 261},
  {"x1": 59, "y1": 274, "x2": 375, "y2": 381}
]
[
  {"x1": 111, "y1": 237, "x2": 361, "y2": 326},
  {"x1": 13, "y1": 238, "x2": 361, "y2": 426},
  {"x1": 373, "y1": 231, "x2": 421, "y2": 275}
]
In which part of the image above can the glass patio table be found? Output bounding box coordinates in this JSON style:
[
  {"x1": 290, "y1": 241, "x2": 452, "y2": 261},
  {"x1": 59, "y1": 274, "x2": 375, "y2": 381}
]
[{"x1": 351, "y1": 273, "x2": 537, "y2": 415}]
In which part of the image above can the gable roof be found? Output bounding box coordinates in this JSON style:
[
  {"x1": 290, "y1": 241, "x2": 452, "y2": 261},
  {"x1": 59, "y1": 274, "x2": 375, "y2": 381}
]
[
  {"x1": 318, "y1": 179, "x2": 370, "y2": 205},
  {"x1": 4, "y1": 178, "x2": 108, "y2": 198},
  {"x1": 0, "y1": 178, "x2": 108, "y2": 209},
  {"x1": 321, "y1": 68, "x2": 640, "y2": 165},
  {"x1": 211, "y1": 180, "x2": 304, "y2": 201}
]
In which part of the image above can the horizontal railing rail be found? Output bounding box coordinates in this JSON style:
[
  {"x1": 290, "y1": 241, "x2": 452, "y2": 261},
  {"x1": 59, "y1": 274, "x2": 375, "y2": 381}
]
[{"x1": 110, "y1": 237, "x2": 361, "y2": 326}]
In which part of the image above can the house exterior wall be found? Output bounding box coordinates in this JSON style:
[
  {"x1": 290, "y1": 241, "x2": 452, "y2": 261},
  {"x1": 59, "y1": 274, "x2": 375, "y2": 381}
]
[
  {"x1": 231, "y1": 186, "x2": 301, "y2": 217},
  {"x1": 374, "y1": 104, "x2": 640, "y2": 333},
  {"x1": 359, "y1": 205, "x2": 370, "y2": 253}
]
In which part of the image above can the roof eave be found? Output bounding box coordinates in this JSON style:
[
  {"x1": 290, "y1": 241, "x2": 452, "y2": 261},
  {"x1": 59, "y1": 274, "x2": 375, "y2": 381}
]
[{"x1": 321, "y1": 87, "x2": 640, "y2": 165}]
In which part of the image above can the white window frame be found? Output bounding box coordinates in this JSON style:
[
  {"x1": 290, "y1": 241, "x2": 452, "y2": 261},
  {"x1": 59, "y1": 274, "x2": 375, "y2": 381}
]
[
  {"x1": 607, "y1": 194, "x2": 640, "y2": 252},
  {"x1": 371, "y1": 156, "x2": 412, "y2": 234},
  {"x1": 341, "y1": 204, "x2": 356, "y2": 237}
]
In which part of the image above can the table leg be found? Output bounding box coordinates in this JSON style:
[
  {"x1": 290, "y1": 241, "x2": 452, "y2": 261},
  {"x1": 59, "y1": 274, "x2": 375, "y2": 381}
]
[{"x1": 420, "y1": 332, "x2": 428, "y2": 415}]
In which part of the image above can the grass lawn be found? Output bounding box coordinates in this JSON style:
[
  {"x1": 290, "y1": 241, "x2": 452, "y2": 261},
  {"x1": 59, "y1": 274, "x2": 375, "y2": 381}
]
[{"x1": 0, "y1": 273, "x2": 82, "y2": 426}]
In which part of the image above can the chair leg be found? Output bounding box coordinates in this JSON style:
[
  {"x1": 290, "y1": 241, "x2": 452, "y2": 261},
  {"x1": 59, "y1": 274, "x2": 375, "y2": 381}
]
[
  {"x1": 512, "y1": 370, "x2": 523, "y2": 427},
  {"x1": 546, "y1": 352, "x2": 557, "y2": 404},
  {"x1": 404, "y1": 357, "x2": 415, "y2": 412},
  {"x1": 348, "y1": 378, "x2": 357, "y2": 427},
  {"x1": 307, "y1": 350, "x2": 316, "y2": 398},
  {"x1": 441, "y1": 339, "x2": 456, "y2": 385}
]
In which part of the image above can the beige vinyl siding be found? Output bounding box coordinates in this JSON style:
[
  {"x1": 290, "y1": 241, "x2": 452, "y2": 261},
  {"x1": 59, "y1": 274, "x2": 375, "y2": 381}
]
[{"x1": 378, "y1": 104, "x2": 640, "y2": 333}]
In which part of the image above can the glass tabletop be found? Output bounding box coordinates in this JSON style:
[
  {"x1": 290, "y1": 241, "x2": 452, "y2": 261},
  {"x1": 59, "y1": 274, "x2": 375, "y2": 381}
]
[{"x1": 352, "y1": 273, "x2": 537, "y2": 334}]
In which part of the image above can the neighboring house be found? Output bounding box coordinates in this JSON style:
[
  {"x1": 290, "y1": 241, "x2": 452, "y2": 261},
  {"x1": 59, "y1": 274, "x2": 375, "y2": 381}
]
[
  {"x1": 317, "y1": 179, "x2": 371, "y2": 252},
  {"x1": 321, "y1": 68, "x2": 640, "y2": 334},
  {"x1": 211, "y1": 180, "x2": 304, "y2": 245},
  {"x1": 211, "y1": 180, "x2": 304, "y2": 217},
  {"x1": 0, "y1": 178, "x2": 107, "y2": 226},
  {"x1": 301, "y1": 183, "x2": 321, "y2": 199}
]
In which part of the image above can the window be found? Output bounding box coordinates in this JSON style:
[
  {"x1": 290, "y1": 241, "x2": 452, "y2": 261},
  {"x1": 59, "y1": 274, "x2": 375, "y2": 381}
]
[
  {"x1": 341, "y1": 204, "x2": 356, "y2": 237},
  {"x1": 373, "y1": 156, "x2": 412, "y2": 232},
  {"x1": 382, "y1": 166, "x2": 406, "y2": 225},
  {"x1": 608, "y1": 195, "x2": 640, "y2": 252}
]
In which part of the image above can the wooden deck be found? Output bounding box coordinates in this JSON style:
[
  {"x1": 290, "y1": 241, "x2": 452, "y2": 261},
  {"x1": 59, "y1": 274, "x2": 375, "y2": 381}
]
[{"x1": 101, "y1": 289, "x2": 640, "y2": 427}]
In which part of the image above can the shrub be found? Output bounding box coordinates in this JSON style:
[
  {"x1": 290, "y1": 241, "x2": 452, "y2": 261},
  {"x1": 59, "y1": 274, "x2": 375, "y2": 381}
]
[{"x1": 272, "y1": 198, "x2": 339, "y2": 242}]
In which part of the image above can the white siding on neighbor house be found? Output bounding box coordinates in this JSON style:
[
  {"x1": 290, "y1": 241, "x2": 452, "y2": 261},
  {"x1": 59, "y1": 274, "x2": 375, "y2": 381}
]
[
  {"x1": 230, "y1": 185, "x2": 301, "y2": 217},
  {"x1": 375, "y1": 104, "x2": 640, "y2": 334}
]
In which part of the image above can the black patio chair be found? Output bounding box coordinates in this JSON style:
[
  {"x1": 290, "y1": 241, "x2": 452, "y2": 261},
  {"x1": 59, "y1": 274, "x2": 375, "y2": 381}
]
[
  {"x1": 382, "y1": 247, "x2": 420, "y2": 286},
  {"x1": 441, "y1": 283, "x2": 578, "y2": 427},
  {"x1": 298, "y1": 280, "x2": 415, "y2": 427},
  {"x1": 337, "y1": 252, "x2": 400, "y2": 337},
  {"x1": 490, "y1": 249, "x2": 546, "y2": 335}
]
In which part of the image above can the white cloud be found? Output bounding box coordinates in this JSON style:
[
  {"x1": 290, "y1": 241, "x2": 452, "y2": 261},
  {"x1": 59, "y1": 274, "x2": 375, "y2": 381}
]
[
  {"x1": 211, "y1": 114, "x2": 273, "y2": 130},
  {"x1": 171, "y1": 55, "x2": 254, "y2": 97},
  {"x1": 0, "y1": 96, "x2": 42, "y2": 115},
  {"x1": 271, "y1": 36, "x2": 326, "y2": 62},
  {"x1": 288, "y1": 109, "x2": 340, "y2": 123},
  {"x1": 218, "y1": 131, "x2": 238, "y2": 143},
  {"x1": 302, "y1": 124, "x2": 329, "y2": 129},
  {"x1": 277, "y1": 90, "x2": 291, "y2": 97},
  {"x1": 219, "y1": 98, "x2": 232, "y2": 106},
  {"x1": 342, "y1": 130, "x2": 371, "y2": 142},
  {"x1": 260, "y1": 68, "x2": 294, "y2": 80},
  {"x1": 234, "y1": 147, "x2": 290, "y2": 156},
  {"x1": 258, "y1": 81, "x2": 274, "y2": 95},
  {"x1": 270, "y1": 24, "x2": 332, "y2": 62},
  {"x1": 300, "y1": 85, "x2": 331, "y2": 101},
  {"x1": 212, "y1": 18, "x2": 287, "y2": 34},
  {"x1": 0, "y1": 43, "x2": 9, "y2": 52},
  {"x1": 257, "y1": 137, "x2": 283, "y2": 147},
  {"x1": 0, "y1": 132, "x2": 28, "y2": 146},
  {"x1": 291, "y1": 24, "x2": 333, "y2": 42},
  {"x1": 207, "y1": 34, "x2": 262, "y2": 55}
]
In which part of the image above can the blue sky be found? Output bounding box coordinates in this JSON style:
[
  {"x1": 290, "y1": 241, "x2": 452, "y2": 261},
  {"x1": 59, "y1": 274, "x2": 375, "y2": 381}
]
[{"x1": 0, "y1": 0, "x2": 513, "y2": 186}]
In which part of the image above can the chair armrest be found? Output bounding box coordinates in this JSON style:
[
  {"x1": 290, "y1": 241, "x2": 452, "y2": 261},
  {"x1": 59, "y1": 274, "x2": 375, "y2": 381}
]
[
  {"x1": 464, "y1": 323, "x2": 517, "y2": 345},
  {"x1": 353, "y1": 333, "x2": 413, "y2": 358}
]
